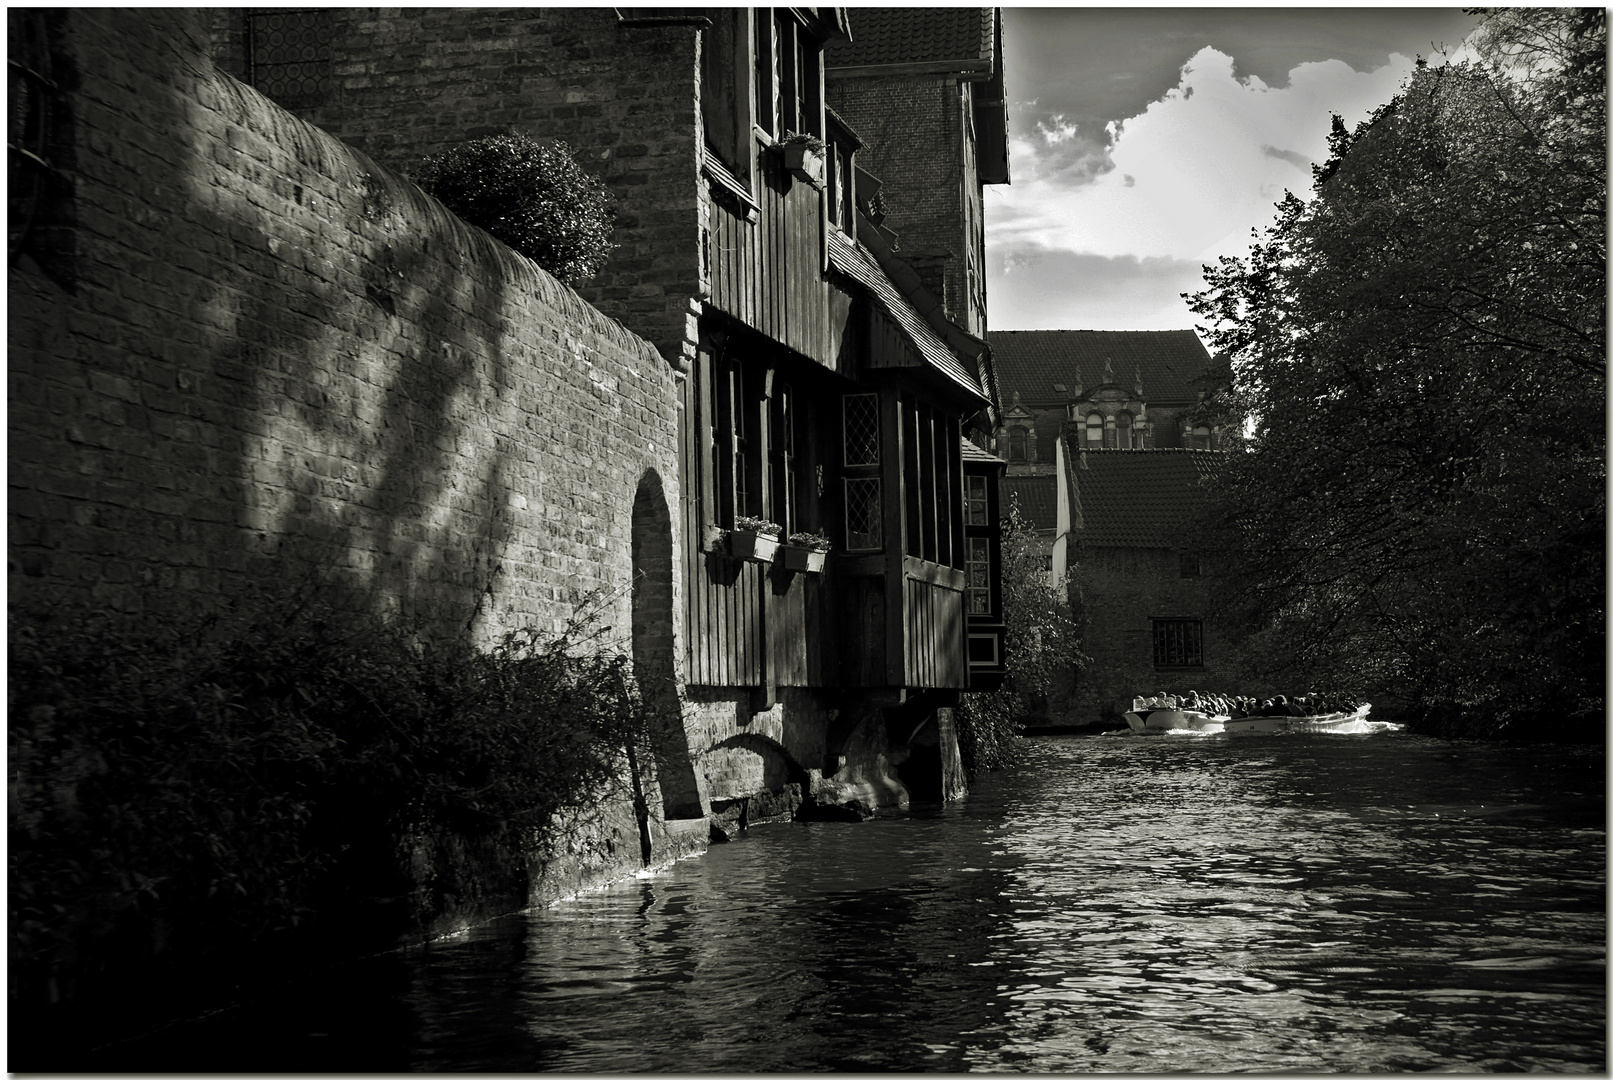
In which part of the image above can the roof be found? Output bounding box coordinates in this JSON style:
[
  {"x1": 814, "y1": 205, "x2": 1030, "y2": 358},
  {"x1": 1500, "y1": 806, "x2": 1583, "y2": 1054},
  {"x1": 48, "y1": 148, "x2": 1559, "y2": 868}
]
[
  {"x1": 988, "y1": 329, "x2": 1215, "y2": 405},
  {"x1": 828, "y1": 228, "x2": 986, "y2": 403},
  {"x1": 826, "y1": 8, "x2": 995, "y2": 72},
  {"x1": 960, "y1": 437, "x2": 1004, "y2": 465},
  {"x1": 1065, "y1": 447, "x2": 1223, "y2": 548},
  {"x1": 1004, "y1": 473, "x2": 1058, "y2": 531}
]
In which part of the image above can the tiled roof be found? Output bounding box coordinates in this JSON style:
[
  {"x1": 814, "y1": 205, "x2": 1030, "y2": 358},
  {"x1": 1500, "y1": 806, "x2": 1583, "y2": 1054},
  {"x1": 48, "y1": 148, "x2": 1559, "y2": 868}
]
[
  {"x1": 828, "y1": 229, "x2": 985, "y2": 402},
  {"x1": 960, "y1": 437, "x2": 1004, "y2": 465},
  {"x1": 988, "y1": 329, "x2": 1215, "y2": 405},
  {"x1": 1065, "y1": 446, "x2": 1223, "y2": 548},
  {"x1": 1004, "y1": 474, "x2": 1057, "y2": 532},
  {"x1": 827, "y1": 8, "x2": 995, "y2": 70}
]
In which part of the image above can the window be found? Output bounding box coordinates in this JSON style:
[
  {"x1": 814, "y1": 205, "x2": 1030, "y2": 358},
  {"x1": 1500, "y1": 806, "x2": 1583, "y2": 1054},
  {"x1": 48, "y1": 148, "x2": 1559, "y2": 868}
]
[
  {"x1": 965, "y1": 474, "x2": 989, "y2": 527},
  {"x1": 1152, "y1": 619, "x2": 1203, "y2": 668},
  {"x1": 1085, "y1": 412, "x2": 1103, "y2": 446},
  {"x1": 754, "y1": 14, "x2": 777, "y2": 137},
  {"x1": 1116, "y1": 410, "x2": 1132, "y2": 449},
  {"x1": 1179, "y1": 552, "x2": 1201, "y2": 578},
  {"x1": 247, "y1": 9, "x2": 334, "y2": 108},
  {"x1": 1005, "y1": 425, "x2": 1028, "y2": 462},
  {"x1": 842, "y1": 394, "x2": 881, "y2": 550},
  {"x1": 1189, "y1": 425, "x2": 1213, "y2": 450},
  {"x1": 701, "y1": 8, "x2": 751, "y2": 182},
  {"x1": 967, "y1": 538, "x2": 992, "y2": 615},
  {"x1": 769, "y1": 382, "x2": 799, "y2": 536}
]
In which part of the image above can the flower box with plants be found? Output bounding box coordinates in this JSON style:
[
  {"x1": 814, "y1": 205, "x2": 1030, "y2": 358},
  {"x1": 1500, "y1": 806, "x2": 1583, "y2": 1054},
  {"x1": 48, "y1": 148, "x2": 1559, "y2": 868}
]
[
  {"x1": 780, "y1": 531, "x2": 832, "y2": 573},
  {"x1": 774, "y1": 132, "x2": 826, "y2": 188},
  {"x1": 727, "y1": 516, "x2": 783, "y2": 563}
]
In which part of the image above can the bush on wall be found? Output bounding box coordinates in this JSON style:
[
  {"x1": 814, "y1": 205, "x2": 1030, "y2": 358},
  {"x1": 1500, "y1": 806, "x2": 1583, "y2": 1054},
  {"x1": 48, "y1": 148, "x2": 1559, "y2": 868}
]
[{"x1": 413, "y1": 134, "x2": 616, "y2": 283}]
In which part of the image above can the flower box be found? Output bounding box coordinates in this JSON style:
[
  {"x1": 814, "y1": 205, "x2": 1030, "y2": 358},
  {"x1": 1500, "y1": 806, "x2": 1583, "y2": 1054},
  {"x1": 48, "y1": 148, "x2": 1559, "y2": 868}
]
[
  {"x1": 727, "y1": 529, "x2": 779, "y2": 564},
  {"x1": 780, "y1": 545, "x2": 828, "y2": 574},
  {"x1": 775, "y1": 135, "x2": 827, "y2": 188}
]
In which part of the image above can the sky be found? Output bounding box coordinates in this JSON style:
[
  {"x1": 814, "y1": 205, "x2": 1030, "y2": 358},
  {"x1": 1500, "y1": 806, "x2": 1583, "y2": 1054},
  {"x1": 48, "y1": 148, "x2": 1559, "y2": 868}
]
[{"x1": 985, "y1": 7, "x2": 1485, "y2": 331}]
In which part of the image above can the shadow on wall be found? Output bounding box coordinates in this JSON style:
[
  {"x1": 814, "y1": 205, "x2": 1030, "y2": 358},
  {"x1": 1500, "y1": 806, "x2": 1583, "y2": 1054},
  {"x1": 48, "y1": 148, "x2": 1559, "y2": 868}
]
[{"x1": 10, "y1": 8, "x2": 674, "y2": 657}]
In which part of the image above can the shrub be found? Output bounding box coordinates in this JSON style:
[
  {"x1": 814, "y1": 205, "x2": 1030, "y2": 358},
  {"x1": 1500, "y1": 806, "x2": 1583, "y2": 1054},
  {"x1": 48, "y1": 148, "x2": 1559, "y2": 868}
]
[
  {"x1": 413, "y1": 134, "x2": 616, "y2": 283},
  {"x1": 8, "y1": 585, "x2": 651, "y2": 1036}
]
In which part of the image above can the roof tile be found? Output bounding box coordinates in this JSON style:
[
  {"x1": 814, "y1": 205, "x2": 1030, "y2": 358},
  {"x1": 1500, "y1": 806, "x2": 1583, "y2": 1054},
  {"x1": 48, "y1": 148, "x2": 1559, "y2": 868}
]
[
  {"x1": 827, "y1": 8, "x2": 994, "y2": 69},
  {"x1": 1065, "y1": 445, "x2": 1223, "y2": 548},
  {"x1": 1004, "y1": 474, "x2": 1057, "y2": 531}
]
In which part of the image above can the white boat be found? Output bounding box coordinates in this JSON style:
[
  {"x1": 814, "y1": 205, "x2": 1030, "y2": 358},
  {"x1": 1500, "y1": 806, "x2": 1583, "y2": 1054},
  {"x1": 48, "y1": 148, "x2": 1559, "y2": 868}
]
[
  {"x1": 1123, "y1": 702, "x2": 1228, "y2": 734},
  {"x1": 1222, "y1": 703, "x2": 1372, "y2": 735}
]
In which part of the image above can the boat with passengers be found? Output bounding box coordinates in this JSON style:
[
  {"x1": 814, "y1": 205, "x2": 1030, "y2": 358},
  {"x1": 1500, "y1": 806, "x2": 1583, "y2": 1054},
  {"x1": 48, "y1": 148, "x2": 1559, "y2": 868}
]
[{"x1": 1125, "y1": 691, "x2": 1371, "y2": 735}]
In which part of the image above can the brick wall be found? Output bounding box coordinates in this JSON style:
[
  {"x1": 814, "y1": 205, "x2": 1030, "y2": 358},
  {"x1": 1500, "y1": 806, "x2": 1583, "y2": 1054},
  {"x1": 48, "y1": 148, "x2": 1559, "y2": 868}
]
[
  {"x1": 828, "y1": 75, "x2": 963, "y2": 295},
  {"x1": 9, "y1": 8, "x2": 682, "y2": 663},
  {"x1": 1070, "y1": 546, "x2": 1266, "y2": 721},
  {"x1": 208, "y1": 8, "x2": 705, "y2": 372}
]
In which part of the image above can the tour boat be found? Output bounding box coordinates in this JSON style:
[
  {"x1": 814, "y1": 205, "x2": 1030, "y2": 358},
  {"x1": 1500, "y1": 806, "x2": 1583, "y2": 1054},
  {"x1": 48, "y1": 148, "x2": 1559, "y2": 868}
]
[
  {"x1": 1222, "y1": 703, "x2": 1372, "y2": 735},
  {"x1": 1123, "y1": 700, "x2": 1228, "y2": 735}
]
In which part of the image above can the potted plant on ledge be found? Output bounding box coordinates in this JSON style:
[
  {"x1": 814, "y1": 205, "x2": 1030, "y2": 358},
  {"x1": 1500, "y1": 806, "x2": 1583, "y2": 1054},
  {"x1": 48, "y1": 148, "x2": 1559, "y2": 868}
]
[
  {"x1": 728, "y1": 516, "x2": 782, "y2": 563},
  {"x1": 780, "y1": 531, "x2": 831, "y2": 573},
  {"x1": 775, "y1": 131, "x2": 826, "y2": 188}
]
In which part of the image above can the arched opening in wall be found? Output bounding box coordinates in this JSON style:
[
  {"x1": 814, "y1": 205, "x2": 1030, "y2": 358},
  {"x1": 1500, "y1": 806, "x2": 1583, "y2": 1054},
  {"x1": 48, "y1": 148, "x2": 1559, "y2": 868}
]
[{"x1": 632, "y1": 469, "x2": 705, "y2": 820}]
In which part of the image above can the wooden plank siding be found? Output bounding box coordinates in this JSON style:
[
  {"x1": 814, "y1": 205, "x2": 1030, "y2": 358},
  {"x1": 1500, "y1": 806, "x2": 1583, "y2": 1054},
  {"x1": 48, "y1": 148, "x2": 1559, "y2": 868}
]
[
  {"x1": 680, "y1": 349, "x2": 766, "y2": 687},
  {"x1": 903, "y1": 557, "x2": 968, "y2": 689},
  {"x1": 707, "y1": 144, "x2": 844, "y2": 371}
]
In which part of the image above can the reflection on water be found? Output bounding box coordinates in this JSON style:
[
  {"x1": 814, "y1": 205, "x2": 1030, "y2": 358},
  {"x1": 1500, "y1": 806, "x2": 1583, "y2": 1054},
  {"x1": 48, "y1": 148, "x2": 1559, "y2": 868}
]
[{"x1": 95, "y1": 732, "x2": 1604, "y2": 1073}]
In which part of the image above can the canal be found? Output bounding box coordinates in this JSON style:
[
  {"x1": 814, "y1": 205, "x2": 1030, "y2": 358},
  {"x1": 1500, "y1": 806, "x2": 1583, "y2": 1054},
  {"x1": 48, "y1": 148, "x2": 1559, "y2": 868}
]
[{"x1": 97, "y1": 728, "x2": 1604, "y2": 1072}]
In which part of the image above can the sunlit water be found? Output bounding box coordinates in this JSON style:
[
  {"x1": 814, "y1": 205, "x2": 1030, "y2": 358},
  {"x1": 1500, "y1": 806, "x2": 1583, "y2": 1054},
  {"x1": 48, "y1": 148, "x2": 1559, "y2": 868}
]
[{"x1": 97, "y1": 730, "x2": 1604, "y2": 1072}]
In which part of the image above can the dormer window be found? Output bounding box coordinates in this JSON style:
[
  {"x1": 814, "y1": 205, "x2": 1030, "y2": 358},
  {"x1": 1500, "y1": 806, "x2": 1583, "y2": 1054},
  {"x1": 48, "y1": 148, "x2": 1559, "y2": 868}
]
[
  {"x1": 1189, "y1": 425, "x2": 1212, "y2": 450},
  {"x1": 1085, "y1": 412, "x2": 1103, "y2": 446},
  {"x1": 1005, "y1": 426, "x2": 1028, "y2": 462},
  {"x1": 1116, "y1": 410, "x2": 1133, "y2": 449}
]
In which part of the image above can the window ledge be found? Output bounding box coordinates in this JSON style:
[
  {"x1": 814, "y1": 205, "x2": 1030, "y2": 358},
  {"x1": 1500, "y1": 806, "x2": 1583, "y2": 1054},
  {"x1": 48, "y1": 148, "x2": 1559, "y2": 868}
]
[{"x1": 702, "y1": 156, "x2": 758, "y2": 222}]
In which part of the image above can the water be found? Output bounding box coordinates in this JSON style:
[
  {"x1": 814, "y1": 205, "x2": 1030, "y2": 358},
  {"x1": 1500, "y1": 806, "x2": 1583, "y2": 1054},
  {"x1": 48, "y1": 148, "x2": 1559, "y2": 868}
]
[{"x1": 95, "y1": 730, "x2": 1605, "y2": 1072}]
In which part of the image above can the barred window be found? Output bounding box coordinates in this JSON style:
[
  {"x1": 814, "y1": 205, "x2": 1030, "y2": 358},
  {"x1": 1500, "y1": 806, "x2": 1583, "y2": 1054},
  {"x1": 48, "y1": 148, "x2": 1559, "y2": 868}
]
[
  {"x1": 843, "y1": 394, "x2": 878, "y2": 467},
  {"x1": 967, "y1": 537, "x2": 991, "y2": 614},
  {"x1": 1152, "y1": 618, "x2": 1203, "y2": 668},
  {"x1": 965, "y1": 474, "x2": 988, "y2": 527},
  {"x1": 845, "y1": 476, "x2": 882, "y2": 551}
]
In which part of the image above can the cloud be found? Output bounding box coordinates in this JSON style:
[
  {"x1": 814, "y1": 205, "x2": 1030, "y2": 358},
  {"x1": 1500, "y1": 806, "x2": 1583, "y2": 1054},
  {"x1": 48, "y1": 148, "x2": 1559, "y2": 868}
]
[
  {"x1": 988, "y1": 44, "x2": 1426, "y2": 262},
  {"x1": 1261, "y1": 145, "x2": 1312, "y2": 171},
  {"x1": 986, "y1": 246, "x2": 1211, "y2": 331}
]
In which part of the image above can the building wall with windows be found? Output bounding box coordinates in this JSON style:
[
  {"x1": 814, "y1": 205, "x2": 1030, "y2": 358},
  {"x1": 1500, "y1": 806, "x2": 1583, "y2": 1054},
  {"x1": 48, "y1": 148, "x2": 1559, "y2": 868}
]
[
  {"x1": 1060, "y1": 445, "x2": 1265, "y2": 722},
  {"x1": 988, "y1": 329, "x2": 1228, "y2": 465}
]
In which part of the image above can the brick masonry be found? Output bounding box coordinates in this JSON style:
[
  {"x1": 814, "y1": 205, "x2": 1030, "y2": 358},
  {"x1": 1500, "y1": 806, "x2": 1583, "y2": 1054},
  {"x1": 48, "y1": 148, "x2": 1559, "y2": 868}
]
[
  {"x1": 8, "y1": 8, "x2": 698, "y2": 912},
  {"x1": 206, "y1": 8, "x2": 706, "y2": 373},
  {"x1": 10, "y1": 9, "x2": 682, "y2": 657}
]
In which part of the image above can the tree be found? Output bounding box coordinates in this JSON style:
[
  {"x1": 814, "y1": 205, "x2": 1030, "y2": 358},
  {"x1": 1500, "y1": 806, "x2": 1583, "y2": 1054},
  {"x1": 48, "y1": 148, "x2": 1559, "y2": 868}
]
[
  {"x1": 1183, "y1": 9, "x2": 1604, "y2": 740},
  {"x1": 955, "y1": 498, "x2": 1082, "y2": 774}
]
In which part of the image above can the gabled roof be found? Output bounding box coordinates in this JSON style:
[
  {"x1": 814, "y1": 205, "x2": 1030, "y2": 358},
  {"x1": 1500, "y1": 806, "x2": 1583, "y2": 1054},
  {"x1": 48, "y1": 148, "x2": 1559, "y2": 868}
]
[
  {"x1": 1004, "y1": 473, "x2": 1057, "y2": 532},
  {"x1": 826, "y1": 8, "x2": 996, "y2": 74},
  {"x1": 1065, "y1": 446, "x2": 1222, "y2": 548},
  {"x1": 828, "y1": 228, "x2": 986, "y2": 404},
  {"x1": 988, "y1": 329, "x2": 1215, "y2": 406}
]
